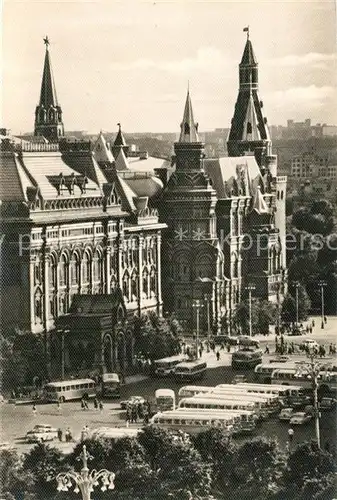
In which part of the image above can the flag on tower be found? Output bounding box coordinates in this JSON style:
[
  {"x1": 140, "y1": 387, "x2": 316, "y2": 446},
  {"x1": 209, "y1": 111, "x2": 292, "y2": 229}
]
[{"x1": 243, "y1": 27, "x2": 249, "y2": 32}]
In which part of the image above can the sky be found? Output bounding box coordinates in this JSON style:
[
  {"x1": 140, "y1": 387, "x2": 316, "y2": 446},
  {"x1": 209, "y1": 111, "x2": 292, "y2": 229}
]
[{"x1": 2, "y1": 0, "x2": 337, "y2": 134}]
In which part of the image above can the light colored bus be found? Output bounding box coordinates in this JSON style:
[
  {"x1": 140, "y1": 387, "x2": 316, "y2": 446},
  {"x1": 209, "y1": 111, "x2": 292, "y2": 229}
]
[
  {"x1": 232, "y1": 349, "x2": 263, "y2": 369},
  {"x1": 155, "y1": 389, "x2": 175, "y2": 411},
  {"x1": 153, "y1": 355, "x2": 187, "y2": 377},
  {"x1": 178, "y1": 385, "x2": 211, "y2": 399},
  {"x1": 174, "y1": 360, "x2": 207, "y2": 381},
  {"x1": 254, "y1": 363, "x2": 297, "y2": 383},
  {"x1": 233, "y1": 382, "x2": 304, "y2": 401},
  {"x1": 271, "y1": 368, "x2": 337, "y2": 393},
  {"x1": 91, "y1": 427, "x2": 142, "y2": 440},
  {"x1": 150, "y1": 410, "x2": 238, "y2": 436},
  {"x1": 178, "y1": 396, "x2": 256, "y2": 414},
  {"x1": 210, "y1": 387, "x2": 280, "y2": 413},
  {"x1": 193, "y1": 391, "x2": 279, "y2": 418},
  {"x1": 44, "y1": 378, "x2": 96, "y2": 402},
  {"x1": 176, "y1": 408, "x2": 257, "y2": 435}
]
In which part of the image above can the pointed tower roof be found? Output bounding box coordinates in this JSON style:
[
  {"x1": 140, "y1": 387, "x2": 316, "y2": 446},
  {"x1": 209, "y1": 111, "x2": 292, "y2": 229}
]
[
  {"x1": 39, "y1": 36, "x2": 59, "y2": 108},
  {"x1": 251, "y1": 185, "x2": 268, "y2": 214},
  {"x1": 240, "y1": 39, "x2": 258, "y2": 66},
  {"x1": 93, "y1": 131, "x2": 114, "y2": 163},
  {"x1": 178, "y1": 90, "x2": 200, "y2": 143},
  {"x1": 115, "y1": 147, "x2": 129, "y2": 171},
  {"x1": 242, "y1": 86, "x2": 261, "y2": 142},
  {"x1": 114, "y1": 123, "x2": 127, "y2": 147}
]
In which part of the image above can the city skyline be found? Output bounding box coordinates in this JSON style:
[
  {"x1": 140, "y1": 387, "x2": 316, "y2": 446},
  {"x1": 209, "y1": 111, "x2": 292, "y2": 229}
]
[{"x1": 2, "y1": 0, "x2": 337, "y2": 134}]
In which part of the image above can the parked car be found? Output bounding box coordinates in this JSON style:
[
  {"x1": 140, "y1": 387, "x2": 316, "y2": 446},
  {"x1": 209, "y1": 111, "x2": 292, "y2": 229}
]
[
  {"x1": 0, "y1": 442, "x2": 16, "y2": 451},
  {"x1": 278, "y1": 408, "x2": 294, "y2": 421},
  {"x1": 232, "y1": 374, "x2": 247, "y2": 384},
  {"x1": 237, "y1": 336, "x2": 260, "y2": 348},
  {"x1": 319, "y1": 397, "x2": 336, "y2": 411},
  {"x1": 302, "y1": 339, "x2": 319, "y2": 350},
  {"x1": 120, "y1": 396, "x2": 146, "y2": 410},
  {"x1": 269, "y1": 355, "x2": 290, "y2": 363},
  {"x1": 213, "y1": 335, "x2": 239, "y2": 346},
  {"x1": 289, "y1": 412, "x2": 312, "y2": 425},
  {"x1": 25, "y1": 424, "x2": 58, "y2": 443},
  {"x1": 304, "y1": 405, "x2": 315, "y2": 416},
  {"x1": 288, "y1": 328, "x2": 306, "y2": 336}
]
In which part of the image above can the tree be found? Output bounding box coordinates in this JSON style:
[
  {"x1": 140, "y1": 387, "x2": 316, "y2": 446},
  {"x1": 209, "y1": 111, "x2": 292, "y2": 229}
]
[
  {"x1": 233, "y1": 300, "x2": 277, "y2": 335},
  {"x1": 22, "y1": 443, "x2": 65, "y2": 499},
  {"x1": 284, "y1": 440, "x2": 335, "y2": 490},
  {"x1": 281, "y1": 284, "x2": 311, "y2": 323},
  {"x1": 292, "y1": 202, "x2": 334, "y2": 236},
  {"x1": 0, "y1": 449, "x2": 34, "y2": 500}
]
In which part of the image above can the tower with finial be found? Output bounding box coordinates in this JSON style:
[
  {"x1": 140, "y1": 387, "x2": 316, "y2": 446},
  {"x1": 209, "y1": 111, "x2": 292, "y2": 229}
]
[
  {"x1": 160, "y1": 89, "x2": 223, "y2": 334},
  {"x1": 227, "y1": 29, "x2": 271, "y2": 168},
  {"x1": 34, "y1": 37, "x2": 64, "y2": 141},
  {"x1": 112, "y1": 123, "x2": 129, "y2": 158}
]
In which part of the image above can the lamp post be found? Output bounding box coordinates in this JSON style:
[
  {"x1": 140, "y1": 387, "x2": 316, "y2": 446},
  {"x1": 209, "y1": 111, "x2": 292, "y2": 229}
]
[
  {"x1": 204, "y1": 294, "x2": 211, "y2": 346},
  {"x1": 192, "y1": 299, "x2": 204, "y2": 359},
  {"x1": 292, "y1": 281, "x2": 300, "y2": 326},
  {"x1": 57, "y1": 327, "x2": 69, "y2": 381},
  {"x1": 56, "y1": 445, "x2": 115, "y2": 500},
  {"x1": 318, "y1": 281, "x2": 327, "y2": 329},
  {"x1": 245, "y1": 284, "x2": 255, "y2": 337}
]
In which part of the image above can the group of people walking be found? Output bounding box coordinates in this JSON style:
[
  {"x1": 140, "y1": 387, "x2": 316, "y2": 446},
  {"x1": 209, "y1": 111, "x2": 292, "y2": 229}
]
[
  {"x1": 125, "y1": 400, "x2": 151, "y2": 426},
  {"x1": 80, "y1": 397, "x2": 104, "y2": 411},
  {"x1": 57, "y1": 427, "x2": 73, "y2": 442}
]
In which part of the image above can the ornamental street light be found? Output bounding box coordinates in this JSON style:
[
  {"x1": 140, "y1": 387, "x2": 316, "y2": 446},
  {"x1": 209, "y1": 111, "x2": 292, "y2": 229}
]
[
  {"x1": 192, "y1": 299, "x2": 204, "y2": 359},
  {"x1": 204, "y1": 294, "x2": 211, "y2": 346},
  {"x1": 56, "y1": 445, "x2": 115, "y2": 500},
  {"x1": 291, "y1": 281, "x2": 300, "y2": 326},
  {"x1": 318, "y1": 281, "x2": 327, "y2": 329},
  {"x1": 245, "y1": 284, "x2": 255, "y2": 337},
  {"x1": 57, "y1": 327, "x2": 70, "y2": 381}
]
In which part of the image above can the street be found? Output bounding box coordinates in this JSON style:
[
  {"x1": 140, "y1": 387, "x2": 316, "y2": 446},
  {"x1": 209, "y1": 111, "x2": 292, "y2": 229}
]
[{"x1": 1, "y1": 315, "x2": 336, "y2": 455}]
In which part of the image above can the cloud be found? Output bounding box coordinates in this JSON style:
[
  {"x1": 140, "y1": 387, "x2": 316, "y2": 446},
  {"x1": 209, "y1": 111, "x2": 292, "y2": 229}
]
[
  {"x1": 107, "y1": 47, "x2": 231, "y2": 74},
  {"x1": 269, "y1": 85, "x2": 336, "y2": 110},
  {"x1": 268, "y1": 52, "x2": 337, "y2": 69}
]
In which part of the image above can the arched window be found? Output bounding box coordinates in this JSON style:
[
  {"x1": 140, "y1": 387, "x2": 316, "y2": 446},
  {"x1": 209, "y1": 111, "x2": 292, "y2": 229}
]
[
  {"x1": 70, "y1": 253, "x2": 80, "y2": 286},
  {"x1": 195, "y1": 254, "x2": 212, "y2": 279},
  {"x1": 48, "y1": 254, "x2": 57, "y2": 289},
  {"x1": 34, "y1": 289, "x2": 43, "y2": 322},
  {"x1": 34, "y1": 261, "x2": 42, "y2": 285},
  {"x1": 174, "y1": 255, "x2": 190, "y2": 281},
  {"x1": 122, "y1": 271, "x2": 129, "y2": 302},
  {"x1": 142, "y1": 268, "x2": 149, "y2": 299},
  {"x1": 131, "y1": 271, "x2": 138, "y2": 300},
  {"x1": 150, "y1": 267, "x2": 156, "y2": 296},
  {"x1": 93, "y1": 250, "x2": 102, "y2": 283},
  {"x1": 184, "y1": 123, "x2": 190, "y2": 135},
  {"x1": 247, "y1": 122, "x2": 252, "y2": 134},
  {"x1": 59, "y1": 254, "x2": 69, "y2": 287},
  {"x1": 110, "y1": 274, "x2": 117, "y2": 291},
  {"x1": 82, "y1": 251, "x2": 91, "y2": 285}
]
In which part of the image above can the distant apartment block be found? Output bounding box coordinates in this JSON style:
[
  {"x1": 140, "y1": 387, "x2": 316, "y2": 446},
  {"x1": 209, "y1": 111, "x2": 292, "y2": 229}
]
[{"x1": 290, "y1": 152, "x2": 337, "y2": 179}]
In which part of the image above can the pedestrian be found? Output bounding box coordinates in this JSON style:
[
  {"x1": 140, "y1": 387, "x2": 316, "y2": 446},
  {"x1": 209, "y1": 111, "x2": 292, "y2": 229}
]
[
  {"x1": 216, "y1": 351, "x2": 220, "y2": 361},
  {"x1": 81, "y1": 426, "x2": 87, "y2": 442},
  {"x1": 309, "y1": 326, "x2": 312, "y2": 334},
  {"x1": 99, "y1": 401, "x2": 103, "y2": 412},
  {"x1": 288, "y1": 427, "x2": 294, "y2": 443},
  {"x1": 67, "y1": 428, "x2": 72, "y2": 442},
  {"x1": 57, "y1": 400, "x2": 61, "y2": 412},
  {"x1": 94, "y1": 398, "x2": 98, "y2": 410},
  {"x1": 324, "y1": 315, "x2": 327, "y2": 324},
  {"x1": 199, "y1": 348, "x2": 202, "y2": 358},
  {"x1": 81, "y1": 399, "x2": 85, "y2": 410},
  {"x1": 84, "y1": 400, "x2": 89, "y2": 410},
  {"x1": 265, "y1": 344, "x2": 270, "y2": 354},
  {"x1": 312, "y1": 319, "x2": 315, "y2": 327},
  {"x1": 32, "y1": 404, "x2": 37, "y2": 416},
  {"x1": 131, "y1": 405, "x2": 138, "y2": 423},
  {"x1": 143, "y1": 411, "x2": 149, "y2": 425},
  {"x1": 65, "y1": 428, "x2": 69, "y2": 442},
  {"x1": 126, "y1": 406, "x2": 131, "y2": 425},
  {"x1": 227, "y1": 343, "x2": 231, "y2": 353},
  {"x1": 57, "y1": 428, "x2": 63, "y2": 442},
  {"x1": 137, "y1": 403, "x2": 144, "y2": 420}
]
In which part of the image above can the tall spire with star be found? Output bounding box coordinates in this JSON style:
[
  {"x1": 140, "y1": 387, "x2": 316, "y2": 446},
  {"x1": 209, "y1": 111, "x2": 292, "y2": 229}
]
[
  {"x1": 34, "y1": 36, "x2": 64, "y2": 141},
  {"x1": 227, "y1": 30, "x2": 271, "y2": 168}
]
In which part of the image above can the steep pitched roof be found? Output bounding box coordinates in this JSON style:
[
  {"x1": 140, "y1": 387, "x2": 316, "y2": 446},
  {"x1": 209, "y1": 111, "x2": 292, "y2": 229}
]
[
  {"x1": 114, "y1": 123, "x2": 127, "y2": 147},
  {"x1": 93, "y1": 131, "x2": 114, "y2": 163},
  {"x1": 115, "y1": 147, "x2": 129, "y2": 171},
  {"x1": 39, "y1": 43, "x2": 59, "y2": 107},
  {"x1": 251, "y1": 185, "x2": 268, "y2": 214},
  {"x1": 0, "y1": 152, "x2": 33, "y2": 201},
  {"x1": 240, "y1": 39, "x2": 258, "y2": 66},
  {"x1": 242, "y1": 90, "x2": 261, "y2": 141},
  {"x1": 178, "y1": 91, "x2": 200, "y2": 143}
]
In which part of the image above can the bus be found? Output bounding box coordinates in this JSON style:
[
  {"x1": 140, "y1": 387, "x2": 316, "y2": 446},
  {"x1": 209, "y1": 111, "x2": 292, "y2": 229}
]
[
  {"x1": 101, "y1": 373, "x2": 120, "y2": 398},
  {"x1": 155, "y1": 389, "x2": 175, "y2": 411},
  {"x1": 178, "y1": 396, "x2": 256, "y2": 414},
  {"x1": 254, "y1": 363, "x2": 297, "y2": 383},
  {"x1": 91, "y1": 427, "x2": 142, "y2": 440},
  {"x1": 153, "y1": 355, "x2": 187, "y2": 377},
  {"x1": 44, "y1": 378, "x2": 96, "y2": 402},
  {"x1": 271, "y1": 368, "x2": 337, "y2": 393},
  {"x1": 232, "y1": 348, "x2": 263, "y2": 369},
  {"x1": 233, "y1": 382, "x2": 305, "y2": 402},
  {"x1": 175, "y1": 407, "x2": 257, "y2": 435},
  {"x1": 193, "y1": 391, "x2": 279, "y2": 418},
  {"x1": 211, "y1": 386, "x2": 281, "y2": 412},
  {"x1": 150, "y1": 410, "x2": 238, "y2": 436},
  {"x1": 174, "y1": 360, "x2": 207, "y2": 381},
  {"x1": 178, "y1": 385, "x2": 212, "y2": 399}
]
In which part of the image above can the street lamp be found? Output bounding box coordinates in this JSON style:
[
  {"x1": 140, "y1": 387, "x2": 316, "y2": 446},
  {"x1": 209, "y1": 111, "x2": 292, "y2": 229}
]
[
  {"x1": 56, "y1": 445, "x2": 115, "y2": 500},
  {"x1": 192, "y1": 299, "x2": 204, "y2": 359},
  {"x1": 318, "y1": 281, "x2": 327, "y2": 329},
  {"x1": 57, "y1": 327, "x2": 70, "y2": 381},
  {"x1": 245, "y1": 284, "x2": 255, "y2": 337},
  {"x1": 204, "y1": 294, "x2": 211, "y2": 346},
  {"x1": 291, "y1": 281, "x2": 300, "y2": 326}
]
